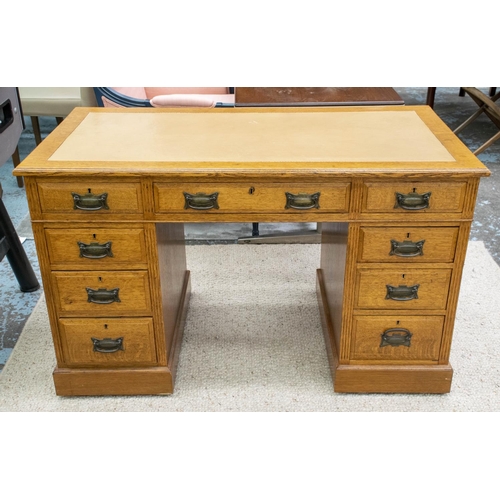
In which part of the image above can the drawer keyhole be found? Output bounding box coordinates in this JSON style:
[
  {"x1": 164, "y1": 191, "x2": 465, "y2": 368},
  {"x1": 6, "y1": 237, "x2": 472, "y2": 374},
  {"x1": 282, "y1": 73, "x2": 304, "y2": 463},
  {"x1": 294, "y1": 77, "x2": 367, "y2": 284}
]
[
  {"x1": 249, "y1": 187, "x2": 255, "y2": 195},
  {"x1": 88, "y1": 188, "x2": 92, "y2": 194}
]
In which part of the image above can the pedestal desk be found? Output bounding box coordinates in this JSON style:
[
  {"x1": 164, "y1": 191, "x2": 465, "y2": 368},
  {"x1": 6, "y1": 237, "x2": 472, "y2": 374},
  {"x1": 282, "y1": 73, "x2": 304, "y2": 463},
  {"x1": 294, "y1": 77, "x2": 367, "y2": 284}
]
[{"x1": 15, "y1": 106, "x2": 490, "y2": 396}]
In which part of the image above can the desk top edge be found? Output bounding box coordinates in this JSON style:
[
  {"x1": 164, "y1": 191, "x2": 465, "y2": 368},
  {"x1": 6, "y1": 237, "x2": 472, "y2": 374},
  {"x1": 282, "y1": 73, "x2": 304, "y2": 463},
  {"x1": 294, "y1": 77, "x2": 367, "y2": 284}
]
[{"x1": 15, "y1": 106, "x2": 490, "y2": 178}]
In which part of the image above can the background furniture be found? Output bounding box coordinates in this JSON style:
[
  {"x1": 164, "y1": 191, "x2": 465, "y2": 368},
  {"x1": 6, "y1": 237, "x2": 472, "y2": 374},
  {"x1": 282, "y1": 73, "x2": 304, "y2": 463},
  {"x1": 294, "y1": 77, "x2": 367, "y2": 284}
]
[
  {"x1": 1, "y1": 88, "x2": 24, "y2": 186},
  {"x1": 0, "y1": 88, "x2": 39, "y2": 292},
  {"x1": 18, "y1": 87, "x2": 97, "y2": 145},
  {"x1": 426, "y1": 87, "x2": 497, "y2": 108},
  {"x1": 453, "y1": 87, "x2": 500, "y2": 155},
  {"x1": 15, "y1": 106, "x2": 489, "y2": 396},
  {"x1": 94, "y1": 87, "x2": 235, "y2": 108},
  {"x1": 235, "y1": 87, "x2": 404, "y2": 107}
]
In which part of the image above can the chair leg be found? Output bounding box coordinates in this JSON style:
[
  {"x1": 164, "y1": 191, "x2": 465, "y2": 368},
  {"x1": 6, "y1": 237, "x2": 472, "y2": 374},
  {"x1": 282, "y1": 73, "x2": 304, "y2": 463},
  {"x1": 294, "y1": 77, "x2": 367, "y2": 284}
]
[
  {"x1": 454, "y1": 106, "x2": 486, "y2": 134},
  {"x1": 489, "y1": 88, "x2": 497, "y2": 97},
  {"x1": 426, "y1": 87, "x2": 436, "y2": 108},
  {"x1": 31, "y1": 116, "x2": 42, "y2": 145},
  {"x1": 0, "y1": 195, "x2": 40, "y2": 292},
  {"x1": 459, "y1": 88, "x2": 465, "y2": 97},
  {"x1": 11, "y1": 146, "x2": 24, "y2": 188},
  {"x1": 473, "y1": 130, "x2": 500, "y2": 156}
]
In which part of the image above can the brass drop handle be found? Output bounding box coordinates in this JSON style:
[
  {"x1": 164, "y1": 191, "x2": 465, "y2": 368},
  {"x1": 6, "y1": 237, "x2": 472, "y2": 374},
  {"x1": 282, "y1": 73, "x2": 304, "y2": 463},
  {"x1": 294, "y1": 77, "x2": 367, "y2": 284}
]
[
  {"x1": 72, "y1": 192, "x2": 109, "y2": 211},
  {"x1": 86, "y1": 287, "x2": 121, "y2": 304},
  {"x1": 385, "y1": 284, "x2": 420, "y2": 301},
  {"x1": 91, "y1": 337, "x2": 124, "y2": 353},
  {"x1": 285, "y1": 192, "x2": 320, "y2": 210},
  {"x1": 390, "y1": 239, "x2": 425, "y2": 257},
  {"x1": 78, "y1": 241, "x2": 113, "y2": 259},
  {"x1": 380, "y1": 328, "x2": 412, "y2": 347},
  {"x1": 183, "y1": 192, "x2": 219, "y2": 210},
  {"x1": 394, "y1": 191, "x2": 431, "y2": 210}
]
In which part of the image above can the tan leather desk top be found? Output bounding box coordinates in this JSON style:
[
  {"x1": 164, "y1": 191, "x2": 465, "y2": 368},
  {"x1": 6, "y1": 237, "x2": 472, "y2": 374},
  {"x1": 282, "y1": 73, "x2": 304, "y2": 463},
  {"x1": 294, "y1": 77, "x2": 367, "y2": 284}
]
[{"x1": 50, "y1": 110, "x2": 453, "y2": 163}]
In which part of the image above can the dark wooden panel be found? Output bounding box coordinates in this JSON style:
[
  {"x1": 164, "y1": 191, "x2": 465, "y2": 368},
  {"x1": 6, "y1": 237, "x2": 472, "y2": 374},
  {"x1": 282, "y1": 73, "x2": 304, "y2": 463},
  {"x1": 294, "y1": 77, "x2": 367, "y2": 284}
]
[{"x1": 235, "y1": 87, "x2": 404, "y2": 106}]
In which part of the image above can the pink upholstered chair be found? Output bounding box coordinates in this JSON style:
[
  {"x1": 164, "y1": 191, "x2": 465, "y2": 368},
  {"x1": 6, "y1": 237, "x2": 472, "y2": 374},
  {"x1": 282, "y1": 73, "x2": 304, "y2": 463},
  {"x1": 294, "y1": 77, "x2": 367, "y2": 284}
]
[{"x1": 94, "y1": 87, "x2": 235, "y2": 108}]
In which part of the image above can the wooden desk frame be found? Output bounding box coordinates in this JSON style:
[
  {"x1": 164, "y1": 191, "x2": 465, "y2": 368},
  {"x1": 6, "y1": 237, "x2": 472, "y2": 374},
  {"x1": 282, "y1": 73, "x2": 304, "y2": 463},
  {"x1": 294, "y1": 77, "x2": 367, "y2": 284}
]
[{"x1": 15, "y1": 106, "x2": 490, "y2": 396}]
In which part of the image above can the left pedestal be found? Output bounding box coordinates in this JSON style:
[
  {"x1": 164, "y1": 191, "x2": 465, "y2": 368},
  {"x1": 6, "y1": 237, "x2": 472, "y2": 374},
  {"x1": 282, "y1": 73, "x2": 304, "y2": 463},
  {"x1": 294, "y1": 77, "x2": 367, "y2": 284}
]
[{"x1": 27, "y1": 178, "x2": 190, "y2": 396}]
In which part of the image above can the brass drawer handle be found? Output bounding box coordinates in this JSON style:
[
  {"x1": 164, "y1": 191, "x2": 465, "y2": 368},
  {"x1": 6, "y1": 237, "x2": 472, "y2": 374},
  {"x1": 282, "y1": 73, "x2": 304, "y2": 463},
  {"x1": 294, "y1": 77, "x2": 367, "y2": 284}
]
[
  {"x1": 183, "y1": 192, "x2": 219, "y2": 210},
  {"x1": 91, "y1": 337, "x2": 124, "y2": 353},
  {"x1": 78, "y1": 241, "x2": 113, "y2": 259},
  {"x1": 86, "y1": 287, "x2": 121, "y2": 304},
  {"x1": 385, "y1": 284, "x2": 420, "y2": 301},
  {"x1": 380, "y1": 328, "x2": 412, "y2": 347},
  {"x1": 285, "y1": 192, "x2": 320, "y2": 210},
  {"x1": 390, "y1": 239, "x2": 425, "y2": 257},
  {"x1": 394, "y1": 191, "x2": 431, "y2": 210},
  {"x1": 72, "y1": 192, "x2": 109, "y2": 211}
]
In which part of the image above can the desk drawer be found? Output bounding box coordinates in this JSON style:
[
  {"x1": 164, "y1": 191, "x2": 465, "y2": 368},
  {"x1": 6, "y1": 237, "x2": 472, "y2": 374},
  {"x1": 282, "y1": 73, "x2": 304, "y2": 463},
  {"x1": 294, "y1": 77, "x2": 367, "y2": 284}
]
[
  {"x1": 38, "y1": 181, "x2": 143, "y2": 214},
  {"x1": 362, "y1": 181, "x2": 467, "y2": 213},
  {"x1": 154, "y1": 182, "x2": 351, "y2": 213},
  {"x1": 351, "y1": 315, "x2": 444, "y2": 362},
  {"x1": 52, "y1": 271, "x2": 151, "y2": 316},
  {"x1": 359, "y1": 226, "x2": 459, "y2": 263},
  {"x1": 355, "y1": 268, "x2": 452, "y2": 310},
  {"x1": 59, "y1": 317, "x2": 157, "y2": 367},
  {"x1": 45, "y1": 227, "x2": 148, "y2": 268}
]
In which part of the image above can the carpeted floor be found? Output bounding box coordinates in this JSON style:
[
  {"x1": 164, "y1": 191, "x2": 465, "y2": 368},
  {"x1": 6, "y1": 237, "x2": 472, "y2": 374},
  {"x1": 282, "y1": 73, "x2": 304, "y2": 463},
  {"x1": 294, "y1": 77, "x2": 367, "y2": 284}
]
[{"x1": 1, "y1": 242, "x2": 499, "y2": 412}]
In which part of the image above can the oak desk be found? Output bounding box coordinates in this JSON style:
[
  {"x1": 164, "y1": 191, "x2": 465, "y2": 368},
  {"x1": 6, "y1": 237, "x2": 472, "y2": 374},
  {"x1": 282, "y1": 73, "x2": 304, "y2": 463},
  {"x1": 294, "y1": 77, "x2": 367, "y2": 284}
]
[{"x1": 15, "y1": 106, "x2": 490, "y2": 396}]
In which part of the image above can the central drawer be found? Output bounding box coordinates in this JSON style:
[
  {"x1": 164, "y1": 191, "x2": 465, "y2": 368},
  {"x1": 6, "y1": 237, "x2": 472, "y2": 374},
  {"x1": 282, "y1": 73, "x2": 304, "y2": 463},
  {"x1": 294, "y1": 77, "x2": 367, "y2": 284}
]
[
  {"x1": 59, "y1": 317, "x2": 157, "y2": 367},
  {"x1": 52, "y1": 271, "x2": 152, "y2": 316},
  {"x1": 154, "y1": 182, "x2": 351, "y2": 213}
]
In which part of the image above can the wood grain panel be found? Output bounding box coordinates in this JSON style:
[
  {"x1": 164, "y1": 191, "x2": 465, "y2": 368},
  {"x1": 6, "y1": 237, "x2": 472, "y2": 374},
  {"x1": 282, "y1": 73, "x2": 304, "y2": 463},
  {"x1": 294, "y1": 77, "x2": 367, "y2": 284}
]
[
  {"x1": 319, "y1": 222, "x2": 349, "y2": 355},
  {"x1": 155, "y1": 223, "x2": 189, "y2": 360},
  {"x1": 53, "y1": 366, "x2": 174, "y2": 396},
  {"x1": 334, "y1": 364, "x2": 453, "y2": 393}
]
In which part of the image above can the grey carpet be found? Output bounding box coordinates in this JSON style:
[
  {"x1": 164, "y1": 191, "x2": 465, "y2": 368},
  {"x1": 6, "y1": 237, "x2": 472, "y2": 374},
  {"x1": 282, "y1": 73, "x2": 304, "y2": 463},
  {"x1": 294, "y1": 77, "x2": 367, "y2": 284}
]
[{"x1": 1, "y1": 241, "x2": 499, "y2": 412}]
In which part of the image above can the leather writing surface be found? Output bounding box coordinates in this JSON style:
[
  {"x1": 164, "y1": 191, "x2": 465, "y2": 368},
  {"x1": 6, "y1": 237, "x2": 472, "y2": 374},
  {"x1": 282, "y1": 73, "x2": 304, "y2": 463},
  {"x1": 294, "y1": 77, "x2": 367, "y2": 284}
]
[{"x1": 49, "y1": 110, "x2": 455, "y2": 163}]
